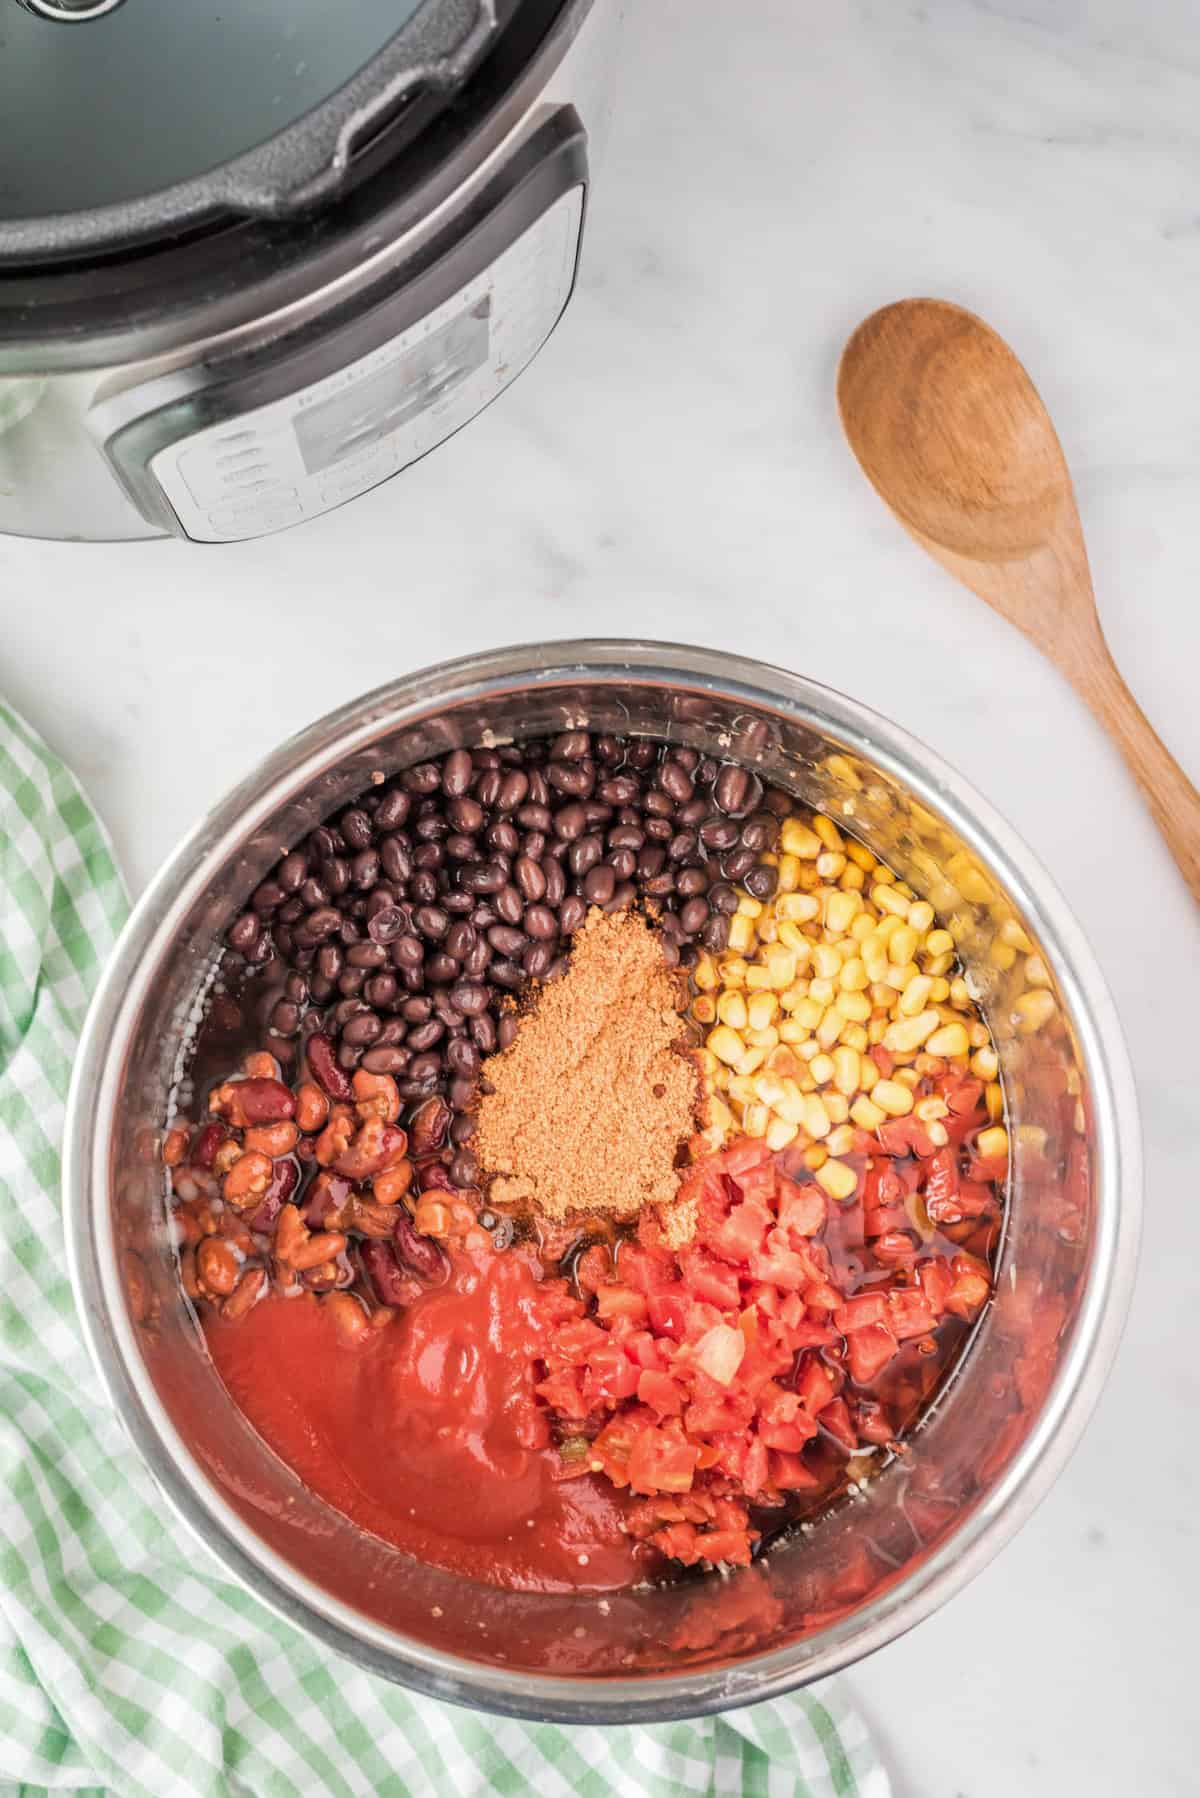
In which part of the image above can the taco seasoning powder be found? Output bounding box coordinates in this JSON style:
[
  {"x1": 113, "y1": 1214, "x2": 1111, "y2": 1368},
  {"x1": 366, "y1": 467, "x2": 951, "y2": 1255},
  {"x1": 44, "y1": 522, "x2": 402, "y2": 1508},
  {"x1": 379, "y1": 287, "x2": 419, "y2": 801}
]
[{"x1": 475, "y1": 908, "x2": 702, "y2": 1229}]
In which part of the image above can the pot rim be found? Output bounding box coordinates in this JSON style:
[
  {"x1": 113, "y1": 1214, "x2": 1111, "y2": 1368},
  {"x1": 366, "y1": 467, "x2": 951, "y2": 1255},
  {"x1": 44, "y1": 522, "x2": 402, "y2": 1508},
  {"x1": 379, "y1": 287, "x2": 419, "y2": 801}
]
[{"x1": 63, "y1": 638, "x2": 1141, "y2": 1721}]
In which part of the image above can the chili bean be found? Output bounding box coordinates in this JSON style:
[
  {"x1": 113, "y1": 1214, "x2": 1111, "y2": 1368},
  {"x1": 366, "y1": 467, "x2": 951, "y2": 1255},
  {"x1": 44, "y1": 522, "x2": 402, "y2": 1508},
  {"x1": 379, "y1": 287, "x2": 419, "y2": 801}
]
[
  {"x1": 393, "y1": 1210, "x2": 449, "y2": 1284},
  {"x1": 307, "y1": 1033, "x2": 354, "y2": 1101}
]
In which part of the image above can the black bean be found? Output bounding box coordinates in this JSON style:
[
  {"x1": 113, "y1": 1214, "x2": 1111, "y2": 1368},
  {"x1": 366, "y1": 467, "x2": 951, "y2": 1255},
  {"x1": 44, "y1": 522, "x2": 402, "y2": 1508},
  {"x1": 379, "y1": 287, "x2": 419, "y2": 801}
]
[
  {"x1": 414, "y1": 905, "x2": 449, "y2": 939},
  {"x1": 544, "y1": 859, "x2": 567, "y2": 906},
  {"x1": 626, "y1": 740, "x2": 655, "y2": 769},
  {"x1": 608, "y1": 823, "x2": 644, "y2": 851},
  {"x1": 402, "y1": 996, "x2": 433, "y2": 1023},
  {"x1": 515, "y1": 855, "x2": 547, "y2": 900},
  {"x1": 487, "y1": 820, "x2": 520, "y2": 856},
  {"x1": 487, "y1": 925, "x2": 526, "y2": 958},
  {"x1": 447, "y1": 1037, "x2": 481, "y2": 1077},
  {"x1": 490, "y1": 959, "x2": 523, "y2": 990},
  {"x1": 523, "y1": 940, "x2": 555, "y2": 978},
  {"x1": 361, "y1": 1045, "x2": 410, "y2": 1074},
  {"x1": 498, "y1": 1014, "x2": 519, "y2": 1050},
  {"x1": 700, "y1": 816, "x2": 739, "y2": 850},
  {"x1": 442, "y1": 749, "x2": 473, "y2": 796},
  {"x1": 568, "y1": 835, "x2": 603, "y2": 877},
  {"x1": 495, "y1": 884, "x2": 524, "y2": 926},
  {"x1": 644, "y1": 790, "x2": 674, "y2": 820},
  {"x1": 553, "y1": 801, "x2": 587, "y2": 841},
  {"x1": 677, "y1": 798, "x2": 709, "y2": 827},
  {"x1": 560, "y1": 894, "x2": 587, "y2": 934},
  {"x1": 462, "y1": 939, "x2": 492, "y2": 979},
  {"x1": 375, "y1": 790, "x2": 410, "y2": 831},
  {"x1": 702, "y1": 914, "x2": 731, "y2": 952},
  {"x1": 322, "y1": 857, "x2": 351, "y2": 896},
  {"x1": 595, "y1": 735, "x2": 622, "y2": 765},
  {"x1": 668, "y1": 830, "x2": 697, "y2": 862},
  {"x1": 364, "y1": 974, "x2": 398, "y2": 1010},
  {"x1": 414, "y1": 813, "x2": 449, "y2": 844},
  {"x1": 343, "y1": 1011, "x2": 383, "y2": 1047},
  {"x1": 740, "y1": 818, "x2": 774, "y2": 854},
  {"x1": 407, "y1": 1019, "x2": 444, "y2": 1052},
  {"x1": 607, "y1": 848, "x2": 637, "y2": 881},
  {"x1": 676, "y1": 867, "x2": 708, "y2": 898},
  {"x1": 744, "y1": 863, "x2": 779, "y2": 900},
  {"x1": 449, "y1": 1112, "x2": 476, "y2": 1147},
  {"x1": 367, "y1": 905, "x2": 406, "y2": 945},
  {"x1": 270, "y1": 999, "x2": 300, "y2": 1035},
  {"x1": 309, "y1": 974, "x2": 334, "y2": 1004},
  {"x1": 660, "y1": 761, "x2": 694, "y2": 803},
  {"x1": 379, "y1": 836, "x2": 412, "y2": 885},
  {"x1": 444, "y1": 833, "x2": 476, "y2": 862},
  {"x1": 471, "y1": 1012, "x2": 498, "y2": 1054},
  {"x1": 445, "y1": 921, "x2": 476, "y2": 962},
  {"x1": 714, "y1": 765, "x2": 751, "y2": 815},
  {"x1": 306, "y1": 907, "x2": 343, "y2": 940},
  {"x1": 278, "y1": 897, "x2": 304, "y2": 925},
  {"x1": 391, "y1": 934, "x2": 424, "y2": 971},
  {"x1": 278, "y1": 851, "x2": 308, "y2": 893},
  {"x1": 645, "y1": 871, "x2": 675, "y2": 898},
  {"x1": 411, "y1": 870, "x2": 438, "y2": 905},
  {"x1": 475, "y1": 770, "x2": 502, "y2": 809},
  {"x1": 228, "y1": 913, "x2": 259, "y2": 953},
  {"x1": 598, "y1": 775, "x2": 639, "y2": 805},
  {"x1": 548, "y1": 763, "x2": 591, "y2": 798},
  {"x1": 523, "y1": 904, "x2": 558, "y2": 941},
  {"x1": 376, "y1": 1018, "x2": 407, "y2": 1046},
  {"x1": 337, "y1": 1040, "x2": 363, "y2": 1071},
  {"x1": 341, "y1": 808, "x2": 374, "y2": 851},
  {"x1": 338, "y1": 968, "x2": 366, "y2": 997},
  {"x1": 299, "y1": 877, "x2": 329, "y2": 909},
  {"x1": 516, "y1": 803, "x2": 551, "y2": 832},
  {"x1": 722, "y1": 846, "x2": 758, "y2": 881},
  {"x1": 679, "y1": 896, "x2": 710, "y2": 934},
  {"x1": 708, "y1": 882, "x2": 738, "y2": 915},
  {"x1": 639, "y1": 845, "x2": 667, "y2": 879},
  {"x1": 606, "y1": 881, "x2": 636, "y2": 913},
  {"x1": 407, "y1": 1053, "x2": 443, "y2": 1084},
  {"x1": 346, "y1": 940, "x2": 387, "y2": 969},
  {"x1": 426, "y1": 953, "x2": 458, "y2": 984},
  {"x1": 284, "y1": 970, "x2": 309, "y2": 1004},
  {"x1": 520, "y1": 830, "x2": 547, "y2": 861},
  {"x1": 644, "y1": 817, "x2": 673, "y2": 843},
  {"x1": 497, "y1": 770, "x2": 529, "y2": 811},
  {"x1": 661, "y1": 935, "x2": 681, "y2": 968},
  {"x1": 451, "y1": 982, "x2": 489, "y2": 1017},
  {"x1": 449, "y1": 798, "x2": 484, "y2": 839},
  {"x1": 404, "y1": 763, "x2": 441, "y2": 795}
]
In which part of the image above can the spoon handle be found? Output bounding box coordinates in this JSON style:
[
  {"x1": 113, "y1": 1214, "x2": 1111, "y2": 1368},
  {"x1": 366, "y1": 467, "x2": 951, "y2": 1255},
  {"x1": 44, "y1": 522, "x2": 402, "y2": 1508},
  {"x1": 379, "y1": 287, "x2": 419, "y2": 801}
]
[{"x1": 1075, "y1": 643, "x2": 1200, "y2": 903}]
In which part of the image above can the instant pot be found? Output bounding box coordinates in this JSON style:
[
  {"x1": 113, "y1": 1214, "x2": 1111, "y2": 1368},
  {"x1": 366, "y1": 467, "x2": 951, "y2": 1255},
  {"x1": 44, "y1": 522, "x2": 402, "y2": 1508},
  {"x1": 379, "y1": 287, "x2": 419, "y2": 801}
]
[{"x1": 0, "y1": 0, "x2": 622, "y2": 542}]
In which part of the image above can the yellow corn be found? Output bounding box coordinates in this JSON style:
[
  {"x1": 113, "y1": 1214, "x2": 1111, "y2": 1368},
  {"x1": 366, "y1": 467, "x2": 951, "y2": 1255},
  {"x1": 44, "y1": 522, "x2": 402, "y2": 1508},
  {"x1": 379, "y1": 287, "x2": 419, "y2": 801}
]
[
  {"x1": 838, "y1": 956, "x2": 870, "y2": 992},
  {"x1": 986, "y1": 1080, "x2": 1004, "y2": 1122},
  {"x1": 832, "y1": 1046, "x2": 859, "y2": 1096},
  {"x1": 802, "y1": 1094, "x2": 831, "y2": 1139},
  {"x1": 825, "y1": 890, "x2": 860, "y2": 934},
  {"x1": 883, "y1": 1010, "x2": 940, "y2": 1054},
  {"x1": 803, "y1": 1143, "x2": 828, "y2": 1172},
  {"x1": 842, "y1": 1022, "x2": 869, "y2": 1052},
  {"x1": 747, "y1": 991, "x2": 778, "y2": 1031},
  {"x1": 825, "y1": 1123, "x2": 856, "y2": 1158},
  {"x1": 809, "y1": 976, "x2": 835, "y2": 1007},
  {"x1": 846, "y1": 840, "x2": 876, "y2": 872},
  {"x1": 716, "y1": 990, "x2": 748, "y2": 1029},
  {"x1": 815, "y1": 1157, "x2": 857, "y2": 1200},
  {"x1": 840, "y1": 863, "x2": 866, "y2": 892},
  {"x1": 836, "y1": 990, "x2": 871, "y2": 1023},
  {"x1": 850, "y1": 1095, "x2": 885, "y2": 1131},
  {"x1": 780, "y1": 820, "x2": 822, "y2": 858},
  {"x1": 989, "y1": 940, "x2": 1018, "y2": 972},
  {"x1": 766, "y1": 945, "x2": 798, "y2": 989},
  {"x1": 745, "y1": 1025, "x2": 780, "y2": 1051},
  {"x1": 728, "y1": 914, "x2": 756, "y2": 953},
  {"x1": 977, "y1": 1125, "x2": 1009, "y2": 1161},
  {"x1": 765, "y1": 1116, "x2": 799, "y2": 1152},
  {"x1": 928, "y1": 976, "x2": 951, "y2": 1002},
  {"x1": 776, "y1": 892, "x2": 821, "y2": 922},
  {"x1": 926, "y1": 1021, "x2": 970, "y2": 1058},
  {"x1": 1014, "y1": 988, "x2": 1056, "y2": 1033},
  {"x1": 925, "y1": 928, "x2": 954, "y2": 957},
  {"x1": 692, "y1": 995, "x2": 717, "y2": 1025},
  {"x1": 873, "y1": 884, "x2": 910, "y2": 918},
  {"x1": 742, "y1": 1104, "x2": 769, "y2": 1140},
  {"x1": 925, "y1": 951, "x2": 955, "y2": 976},
  {"x1": 970, "y1": 1045, "x2": 999, "y2": 1080},
  {"x1": 816, "y1": 1006, "x2": 844, "y2": 1049},
  {"x1": 809, "y1": 1052, "x2": 835, "y2": 1086},
  {"x1": 708, "y1": 1026, "x2": 744, "y2": 1067},
  {"x1": 999, "y1": 917, "x2": 1034, "y2": 953},
  {"x1": 745, "y1": 965, "x2": 772, "y2": 991},
  {"x1": 737, "y1": 893, "x2": 763, "y2": 919},
  {"x1": 873, "y1": 1079, "x2": 915, "y2": 1117},
  {"x1": 816, "y1": 851, "x2": 847, "y2": 880},
  {"x1": 907, "y1": 900, "x2": 935, "y2": 934},
  {"x1": 735, "y1": 1046, "x2": 768, "y2": 1077},
  {"x1": 825, "y1": 1092, "x2": 849, "y2": 1124}
]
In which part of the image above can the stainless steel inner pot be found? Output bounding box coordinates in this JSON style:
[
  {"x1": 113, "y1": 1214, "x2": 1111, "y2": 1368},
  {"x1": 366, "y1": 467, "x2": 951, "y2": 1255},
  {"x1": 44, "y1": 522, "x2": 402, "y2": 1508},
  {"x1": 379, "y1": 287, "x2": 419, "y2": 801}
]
[{"x1": 64, "y1": 641, "x2": 1140, "y2": 1721}]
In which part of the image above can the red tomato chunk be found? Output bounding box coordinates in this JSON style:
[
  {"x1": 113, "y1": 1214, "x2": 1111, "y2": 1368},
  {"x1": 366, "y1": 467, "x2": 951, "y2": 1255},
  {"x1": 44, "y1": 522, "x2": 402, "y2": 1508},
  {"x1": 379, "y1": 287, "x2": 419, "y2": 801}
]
[{"x1": 536, "y1": 1121, "x2": 999, "y2": 1571}]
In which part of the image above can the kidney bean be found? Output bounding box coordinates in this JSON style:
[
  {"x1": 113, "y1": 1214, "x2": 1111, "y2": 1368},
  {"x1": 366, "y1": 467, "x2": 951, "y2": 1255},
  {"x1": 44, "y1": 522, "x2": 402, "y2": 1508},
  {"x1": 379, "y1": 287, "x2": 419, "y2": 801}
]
[
  {"x1": 221, "y1": 1266, "x2": 267, "y2": 1321},
  {"x1": 306, "y1": 1033, "x2": 353, "y2": 1101},
  {"x1": 408, "y1": 1096, "x2": 451, "y2": 1157},
  {"x1": 248, "y1": 1157, "x2": 299, "y2": 1231},
  {"x1": 197, "y1": 1237, "x2": 240, "y2": 1298},
  {"x1": 233, "y1": 1077, "x2": 296, "y2": 1125},
  {"x1": 361, "y1": 1240, "x2": 411, "y2": 1307},
  {"x1": 222, "y1": 1151, "x2": 274, "y2": 1208},
  {"x1": 393, "y1": 1210, "x2": 450, "y2": 1284}
]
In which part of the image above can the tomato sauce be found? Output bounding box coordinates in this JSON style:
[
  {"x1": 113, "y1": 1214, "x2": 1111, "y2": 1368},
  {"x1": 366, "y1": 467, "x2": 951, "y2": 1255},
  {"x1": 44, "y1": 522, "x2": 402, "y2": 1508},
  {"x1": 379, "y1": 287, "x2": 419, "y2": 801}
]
[{"x1": 204, "y1": 1244, "x2": 646, "y2": 1593}]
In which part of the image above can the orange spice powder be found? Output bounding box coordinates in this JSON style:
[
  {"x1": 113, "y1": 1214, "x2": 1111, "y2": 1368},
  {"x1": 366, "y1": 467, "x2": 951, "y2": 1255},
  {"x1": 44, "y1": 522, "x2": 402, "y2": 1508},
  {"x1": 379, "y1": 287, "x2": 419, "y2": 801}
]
[{"x1": 475, "y1": 909, "x2": 702, "y2": 1226}]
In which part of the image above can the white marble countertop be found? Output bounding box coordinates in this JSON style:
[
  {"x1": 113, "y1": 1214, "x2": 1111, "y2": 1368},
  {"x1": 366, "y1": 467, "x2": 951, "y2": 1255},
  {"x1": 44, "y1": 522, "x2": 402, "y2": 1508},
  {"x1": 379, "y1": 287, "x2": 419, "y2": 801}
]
[{"x1": 4, "y1": 2, "x2": 1198, "y2": 1792}]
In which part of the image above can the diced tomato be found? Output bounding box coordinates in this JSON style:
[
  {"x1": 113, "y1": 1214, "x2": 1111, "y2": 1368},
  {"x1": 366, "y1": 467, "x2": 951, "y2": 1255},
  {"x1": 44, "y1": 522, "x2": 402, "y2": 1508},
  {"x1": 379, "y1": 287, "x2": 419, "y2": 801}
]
[
  {"x1": 778, "y1": 1291, "x2": 808, "y2": 1330},
  {"x1": 817, "y1": 1397, "x2": 858, "y2": 1452},
  {"x1": 795, "y1": 1355, "x2": 838, "y2": 1415},
  {"x1": 833, "y1": 1292, "x2": 888, "y2": 1333},
  {"x1": 645, "y1": 1286, "x2": 692, "y2": 1340},
  {"x1": 877, "y1": 1116, "x2": 939, "y2": 1159},
  {"x1": 870, "y1": 1045, "x2": 895, "y2": 1077},
  {"x1": 628, "y1": 1427, "x2": 699, "y2": 1496},
  {"x1": 535, "y1": 1369, "x2": 587, "y2": 1418},
  {"x1": 710, "y1": 1199, "x2": 773, "y2": 1264},
  {"x1": 678, "y1": 1247, "x2": 741, "y2": 1310},
  {"x1": 941, "y1": 1075, "x2": 984, "y2": 1117},
  {"x1": 863, "y1": 1204, "x2": 908, "y2": 1237},
  {"x1": 918, "y1": 1256, "x2": 955, "y2": 1315},
  {"x1": 872, "y1": 1231, "x2": 919, "y2": 1268},
  {"x1": 582, "y1": 1343, "x2": 641, "y2": 1405},
  {"x1": 616, "y1": 1242, "x2": 677, "y2": 1293},
  {"x1": 802, "y1": 1279, "x2": 842, "y2": 1314},
  {"x1": 623, "y1": 1329, "x2": 668, "y2": 1371},
  {"x1": 690, "y1": 1528, "x2": 755, "y2": 1566},
  {"x1": 650, "y1": 1521, "x2": 703, "y2": 1564},
  {"x1": 945, "y1": 1251, "x2": 991, "y2": 1320},
  {"x1": 723, "y1": 1138, "x2": 773, "y2": 1179},
  {"x1": 748, "y1": 1243, "x2": 810, "y2": 1290},
  {"x1": 637, "y1": 1369, "x2": 684, "y2": 1415},
  {"x1": 685, "y1": 1390, "x2": 755, "y2": 1436},
  {"x1": 887, "y1": 1288, "x2": 937, "y2": 1340},
  {"x1": 550, "y1": 1318, "x2": 608, "y2": 1362},
  {"x1": 574, "y1": 1244, "x2": 612, "y2": 1294},
  {"x1": 778, "y1": 1183, "x2": 827, "y2": 1238},
  {"x1": 846, "y1": 1321, "x2": 900, "y2": 1385},
  {"x1": 595, "y1": 1284, "x2": 649, "y2": 1326},
  {"x1": 769, "y1": 1450, "x2": 820, "y2": 1490}
]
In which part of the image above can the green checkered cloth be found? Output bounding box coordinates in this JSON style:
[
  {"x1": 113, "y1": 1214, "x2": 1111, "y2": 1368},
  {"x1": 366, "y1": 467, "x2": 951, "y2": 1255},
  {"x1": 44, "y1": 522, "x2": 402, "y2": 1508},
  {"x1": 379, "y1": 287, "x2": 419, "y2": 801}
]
[{"x1": 0, "y1": 702, "x2": 889, "y2": 1798}]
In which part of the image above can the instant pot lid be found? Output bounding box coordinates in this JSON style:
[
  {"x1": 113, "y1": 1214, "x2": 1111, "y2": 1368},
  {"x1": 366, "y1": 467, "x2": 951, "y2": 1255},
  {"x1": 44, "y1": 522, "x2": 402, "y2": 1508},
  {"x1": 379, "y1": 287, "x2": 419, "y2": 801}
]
[{"x1": 0, "y1": 0, "x2": 503, "y2": 262}]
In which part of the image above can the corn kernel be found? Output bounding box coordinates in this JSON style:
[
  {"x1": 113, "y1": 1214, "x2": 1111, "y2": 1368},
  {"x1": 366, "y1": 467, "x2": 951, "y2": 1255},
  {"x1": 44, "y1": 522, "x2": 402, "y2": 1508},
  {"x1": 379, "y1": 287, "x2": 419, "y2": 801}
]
[
  {"x1": 708, "y1": 1026, "x2": 745, "y2": 1067},
  {"x1": 737, "y1": 894, "x2": 763, "y2": 920},
  {"x1": 873, "y1": 1079, "x2": 915, "y2": 1117},
  {"x1": 780, "y1": 820, "x2": 822, "y2": 858},
  {"x1": 842, "y1": 1022, "x2": 869, "y2": 1052},
  {"x1": 766, "y1": 945, "x2": 798, "y2": 989},
  {"x1": 718, "y1": 956, "x2": 749, "y2": 985},
  {"x1": 753, "y1": 1073, "x2": 786, "y2": 1109},
  {"x1": 826, "y1": 754, "x2": 863, "y2": 790},
  {"x1": 999, "y1": 917, "x2": 1034, "y2": 953},
  {"x1": 694, "y1": 1047, "x2": 719, "y2": 1078},
  {"x1": 832, "y1": 1046, "x2": 859, "y2": 1096},
  {"x1": 709, "y1": 1096, "x2": 735, "y2": 1133},
  {"x1": 873, "y1": 863, "x2": 895, "y2": 884},
  {"x1": 693, "y1": 955, "x2": 720, "y2": 992},
  {"x1": 803, "y1": 1144, "x2": 829, "y2": 1172},
  {"x1": 777, "y1": 891, "x2": 821, "y2": 923},
  {"x1": 692, "y1": 995, "x2": 717, "y2": 1025},
  {"x1": 766, "y1": 1116, "x2": 799, "y2": 1152},
  {"x1": 925, "y1": 928, "x2": 954, "y2": 957},
  {"x1": 826, "y1": 1123, "x2": 856, "y2": 1157},
  {"x1": 809, "y1": 976, "x2": 835, "y2": 1007},
  {"x1": 815, "y1": 1157, "x2": 857, "y2": 1201},
  {"x1": 850, "y1": 912, "x2": 875, "y2": 943},
  {"x1": 838, "y1": 956, "x2": 870, "y2": 992},
  {"x1": 735, "y1": 1046, "x2": 768, "y2": 1077},
  {"x1": 810, "y1": 814, "x2": 839, "y2": 851},
  {"x1": 816, "y1": 1006, "x2": 844, "y2": 1050},
  {"x1": 970, "y1": 1045, "x2": 999, "y2": 1081},
  {"x1": 846, "y1": 840, "x2": 876, "y2": 871},
  {"x1": 898, "y1": 973, "x2": 933, "y2": 1018},
  {"x1": 816, "y1": 851, "x2": 847, "y2": 880},
  {"x1": 778, "y1": 1018, "x2": 809, "y2": 1044},
  {"x1": 894, "y1": 1066, "x2": 922, "y2": 1089},
  {"x1": 745, "y1": 966, "x2": 772, "y2": 991},
  {"x1": 716, "y1": 990, "x2": 747, "y2": 1029},
  {"x1": 926, "y1": 1022, "x2": 970, "y2": 1058},
  {"x1": 850, "y1": 1096, "x2": 885, "y2": 1131},
  {"x1": 986, "y1": 1081, "x2": 1004, "y2": 1121},
  {"x1": 883, "y1": 1010, "x2": 940, "y2": 1054},
  {"x1": 968, "y1": 1020, "x2": 990, "y2": 1049},
  {"x1": 728, "y1": 914, "x2": 756, "y2": 953},
  {"x1": 989, "y1": 940, "x2": 1018, "y2": 972},
  {"x1": 1024, "y1": 954, "x2": 1052, "y2": 988},
  {"x1": 836, "y1": 990, "x2": 872, "y2": 1023},
  {"x1": 889, "y1": 924, "x2": 919, "y2": 967},
  {"x1": 745, "y1": 1025, "x2": 780, "y2": 1051},
  {"x1": 774, "y1": 1080, "x2": 809, "y2": 1125},
  {"x1": 742, "y1": 1104, "x2": 769, "y2": 1139},
  {"x1": 746, "y1": 991, "x2": 778, "y2": 1031},
  {"x1": 840, "y1": 863, "x2": 866, "y2": 892},
  {"x1": 977, "y1": 1125, "x2": 1009, "y2": 1161},
  {"x1": 907, "y1": 900, "x2": 935, "y2": 934},
  {"x1": 756, "y1": 916, "x2": 779, "y2": 946},
  {"x1": 873, "y1": 884, "x2": 910, "y2": 918},
  {"x1": 727, "y1": 1074, "x2": 758, "y2": 1106},
  {"x1": 925, "y1": 950, "x2": 955, "y2": 976},
  {"x1": 948, "y1": 976, "x2": 972, "y2": 1009},
  {"x1": 775, "y1": 853, "x2": 801, "y2": 893},
  {"x1": 928, "y1": 977, "x2": 951, "y2": 1002},
  {"x1": 1014, "y1": 988, "x2": 1056, "y2": 1033},
  {"x1": 824, "y1": 889, "x2": 860, "y2": 934},
  {"x1": 802, "y1": 1094, "x2": 831, "y2": 1139},
  {"x1": 824, "y1": 1092, "x2": 849, "y2": 1124}
]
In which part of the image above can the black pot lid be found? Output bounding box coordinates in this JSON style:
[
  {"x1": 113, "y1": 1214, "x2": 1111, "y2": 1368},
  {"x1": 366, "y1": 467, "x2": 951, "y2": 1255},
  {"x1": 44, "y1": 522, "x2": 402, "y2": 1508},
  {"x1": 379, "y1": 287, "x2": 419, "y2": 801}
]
[{"x1": 0, "y1": 0, "x2": 498, "y2": 262}]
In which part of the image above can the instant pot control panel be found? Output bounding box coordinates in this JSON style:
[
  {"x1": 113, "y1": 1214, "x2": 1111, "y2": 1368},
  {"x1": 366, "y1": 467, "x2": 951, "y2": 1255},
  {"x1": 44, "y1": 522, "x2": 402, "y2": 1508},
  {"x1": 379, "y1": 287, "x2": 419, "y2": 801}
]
[{"x1": 102, "y1": 110, "x2": 587, "y2": 543}]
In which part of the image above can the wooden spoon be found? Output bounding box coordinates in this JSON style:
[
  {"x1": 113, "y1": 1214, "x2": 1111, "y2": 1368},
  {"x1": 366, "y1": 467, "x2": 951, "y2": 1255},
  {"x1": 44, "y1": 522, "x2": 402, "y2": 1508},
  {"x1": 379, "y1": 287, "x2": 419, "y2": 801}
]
[{"x1": 837, "y1": 297, "x2": 1200, "y2": 902}]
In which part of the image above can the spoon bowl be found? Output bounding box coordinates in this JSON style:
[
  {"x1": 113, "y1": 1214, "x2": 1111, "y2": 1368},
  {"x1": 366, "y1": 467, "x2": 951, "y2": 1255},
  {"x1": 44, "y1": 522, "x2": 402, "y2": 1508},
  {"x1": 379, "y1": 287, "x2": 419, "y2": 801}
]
[{"x1": 838, "y1": 297, "x2": 1200, "y2": 902}]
